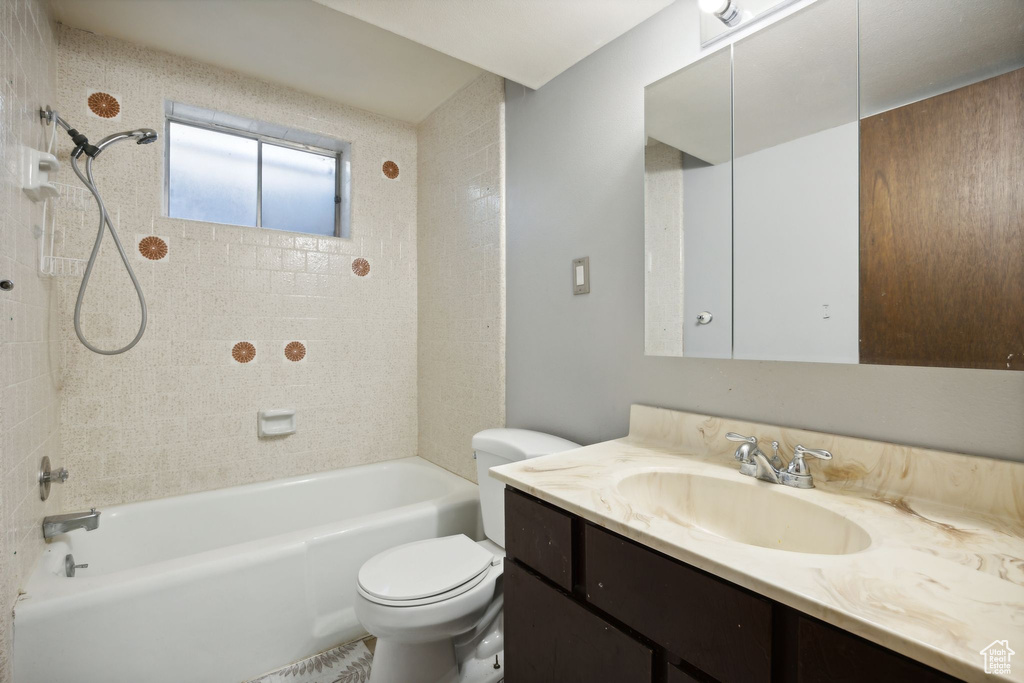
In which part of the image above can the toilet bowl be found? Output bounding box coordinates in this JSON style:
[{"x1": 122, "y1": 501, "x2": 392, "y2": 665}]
[{"x1": 355, "y1": 429, "x2": 579, "y2": 683}]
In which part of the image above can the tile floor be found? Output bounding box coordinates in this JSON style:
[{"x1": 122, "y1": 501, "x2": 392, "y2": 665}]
[{"x1": 247, "y1": 639, "x2": 373, "y2": 683}]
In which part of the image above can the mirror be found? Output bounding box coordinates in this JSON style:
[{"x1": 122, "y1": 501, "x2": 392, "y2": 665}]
[
  {"x1": 857, "y1": 0, "x2": 1024, "y2": 370},
  {"x1": 645, "y1": 0, "x2": 1024, "y2": 370},
  {"x1": 732, "y1": 0, "x2": 859, "y2": 363},
  {"x1": 644, "y1": 48, "x2": 731, "y2": 358}
]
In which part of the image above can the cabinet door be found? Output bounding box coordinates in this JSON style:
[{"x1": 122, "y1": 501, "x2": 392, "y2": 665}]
[
  {"x1": 504, "y1": 560, "x2": 653, "y2": 683},
  {"x1": 667, "y1": 662, "x2": 704, "y2": 683},
  {"x1": 796, "y1": 615, "x2": 958, "y2": 683},
  {"x1": 504, "y1": 488, "x2": 574, "y2": 591}
]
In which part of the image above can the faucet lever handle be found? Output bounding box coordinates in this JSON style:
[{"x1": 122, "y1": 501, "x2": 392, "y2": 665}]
[
  {"x1": 787, "y1": 445, "x2": 833, "y2": 475},
  {"x1": 726, "y1": 433, "x2": 759, "y2": 464},
  {"x1": 795, "y1": 445, "x2": 832, "y2": 460}
]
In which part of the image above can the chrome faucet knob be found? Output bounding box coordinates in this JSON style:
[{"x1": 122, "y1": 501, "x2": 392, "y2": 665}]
[
  {"x1": 787, "y1": 445, "x2": 833, "y2": 475},
  {"x1": 726, "y1": 433, "x2": 763, "y2": 470},
  {"x1": 65, "y1": 554, "x2": 88, "y2": 577},
  {"x1": 39, "y1": 456, "x2": 69, "y2": 501}
]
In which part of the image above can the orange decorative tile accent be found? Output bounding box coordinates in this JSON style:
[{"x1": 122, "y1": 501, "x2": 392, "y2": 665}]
[
  {"x1": 382, "y1": 160, "x2": 400, "y2": 179},
  {"x1": 232, "y1": 341, "x2": 256, "y2": 364},
  {"x1": 87, "y1": 92, "x2": 120, "y2": 119},
  {"x1": 284, "y1": 341, "x2": 306, "y2": 362},
  {"x1": 352, "y1": 258, "x2": 371, "y2": 277},
  {"x1": 138, "y1": 236, "x2": 168, "y2": 260}
]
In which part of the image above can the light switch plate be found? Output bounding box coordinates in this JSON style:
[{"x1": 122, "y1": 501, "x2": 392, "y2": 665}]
[{"x1": 573, "y1": 257, "x2": 590, "y2": 295}]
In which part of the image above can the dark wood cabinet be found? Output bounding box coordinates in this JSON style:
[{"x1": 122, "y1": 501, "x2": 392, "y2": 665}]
[
  {"x1": 504, "y1": 488, "x2": 574, "y2": 591},
  {"x1": 504, "y1": 488, "x2": 959, "y2": 683},
  {"x1": 793, "y1": 614, "x2": 957, "y2": 683},
  {"x1": 504, "y1": 559, "x2": 653, "y2": 683},
  {"x1": 585, "y1": 524, "x2": 773, "y2": 683},
  {"x1": 667, "y1": 662, "x2": 706, "y2": 683}
]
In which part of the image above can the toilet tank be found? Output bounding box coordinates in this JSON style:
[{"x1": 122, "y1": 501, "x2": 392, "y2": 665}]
[{"x1": 472, "y1": 428, "x2": 580, "y2": 548}]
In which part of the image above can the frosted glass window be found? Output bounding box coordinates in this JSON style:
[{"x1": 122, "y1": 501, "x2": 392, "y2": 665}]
[
  {"x1": 166, "y1": 120, "x2": 343, "y2": 236},
  {"x1": 168, "y1": 121, "x2": 258, "y2": 227},
  {"x1": 261, "y1": 143, "x2": 337, "y2": 236}
]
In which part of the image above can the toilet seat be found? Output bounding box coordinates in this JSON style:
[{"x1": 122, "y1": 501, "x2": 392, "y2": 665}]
[{"x1": 357, "y1": 535, "x2": 498, "y2": 607}]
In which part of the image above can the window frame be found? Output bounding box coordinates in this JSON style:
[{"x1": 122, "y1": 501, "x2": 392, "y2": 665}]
[{"x1": 165, "y1": 117, "x2": 345, "y2": 238}]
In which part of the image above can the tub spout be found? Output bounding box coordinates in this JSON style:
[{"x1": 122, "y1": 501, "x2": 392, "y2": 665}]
[{"x1": 43, "y1": 508, "x2": 100, "y2": 539}]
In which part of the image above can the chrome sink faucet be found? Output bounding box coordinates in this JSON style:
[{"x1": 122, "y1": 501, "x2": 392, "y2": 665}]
[
  {"x1": 42, "y1": 508, "x2": 100, "y2": 539},
  {"x1": 725, "y1": 433, "x2": 832, "y2": 489}
]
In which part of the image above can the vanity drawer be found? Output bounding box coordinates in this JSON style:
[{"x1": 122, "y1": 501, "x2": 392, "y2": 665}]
[
  {"x1": 584, "y1": 524, "x2": 773, "y2": 683},
  {"x1": 795, "y1": 615, "x2": 958, "y2": 682},
  {"x1": 505, "y1": 559, "x2": 653, "y2": 683},
  {"x1": 667, "y1": 662, "x2": 703, "y2": 683},
  {"x1": 504, "y1": 488, "x2": 574, "y2": 591}
]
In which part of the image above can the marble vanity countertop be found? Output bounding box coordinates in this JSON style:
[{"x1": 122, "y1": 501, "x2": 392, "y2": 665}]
[{"x1": 491, "y1": 405, "x2": 1024, "y2": 683}]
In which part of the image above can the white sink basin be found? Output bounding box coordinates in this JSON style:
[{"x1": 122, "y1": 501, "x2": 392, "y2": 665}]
[{"x1": 617, "y1": 471, "x2": 872, "y2": 555}]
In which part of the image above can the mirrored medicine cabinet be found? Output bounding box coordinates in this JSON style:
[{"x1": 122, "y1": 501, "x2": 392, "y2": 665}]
[{"x1": 644, "y1": 0, "x2": 1024, "y2": 370}]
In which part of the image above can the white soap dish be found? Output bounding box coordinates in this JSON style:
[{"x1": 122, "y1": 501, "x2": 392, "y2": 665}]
[{"x1": 258, "y1": 409, "x2": 296, "y2": 437}]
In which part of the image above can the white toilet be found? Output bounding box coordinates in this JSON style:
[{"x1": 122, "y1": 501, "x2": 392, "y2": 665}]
[{"x1": 355, "y1": 428, "x2": 580, "y2": 683}]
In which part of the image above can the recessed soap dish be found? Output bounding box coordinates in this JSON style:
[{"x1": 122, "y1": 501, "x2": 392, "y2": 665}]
[{"x1": 258, "y1": 409, "x2": 296, "y2": 438}]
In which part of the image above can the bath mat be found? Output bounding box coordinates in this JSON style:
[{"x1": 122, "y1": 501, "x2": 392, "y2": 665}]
[{"x1": 248, "y1": 639, "x2": 372, "y2": 683}]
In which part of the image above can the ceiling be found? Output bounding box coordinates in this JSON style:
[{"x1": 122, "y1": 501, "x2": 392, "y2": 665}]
[
  {"x1": 48, "y1": 0, "x2": 484, "y2": 123},
  {"x1": 313, "y1": 0, "x2": 676, "y2": 90},
  {"x1": 50, "y1": 0, "x2": 678, "y2": 122},
  {"x1": 646, "y1": 0, "x2": 1024, "y2": 162}
]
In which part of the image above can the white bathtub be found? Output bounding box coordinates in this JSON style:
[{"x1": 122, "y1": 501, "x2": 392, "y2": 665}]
[{"x1": 14, "y1": 457, "x2": 481, "y2": 683}]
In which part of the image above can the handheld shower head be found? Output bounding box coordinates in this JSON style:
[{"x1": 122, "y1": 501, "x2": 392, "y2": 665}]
[
  {"x1": 40, "y1": 104, "x2": 160, "y2": 356},
  {"x1": 41, "y1": 108, "x2": 159, "y2": 157},
  {"x1": 96, "y1": 128, "x2": 159, "y2": 154}
]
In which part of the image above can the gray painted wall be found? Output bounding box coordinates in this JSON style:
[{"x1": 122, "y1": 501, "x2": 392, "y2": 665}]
[{"x1": 504, "y1": 0, "x2": 1024, "y2": 462}]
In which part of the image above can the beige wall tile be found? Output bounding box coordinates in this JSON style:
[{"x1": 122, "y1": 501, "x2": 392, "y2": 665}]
[
  {"x1": 417, "y1": 75, "x2": 506, "y2": 481},
  {"x1": 54, "y1": 26, "x2": 419, "y2": 510},
  {"x1": 0, "y1": 0, "x2": 62, "y2": 678}
]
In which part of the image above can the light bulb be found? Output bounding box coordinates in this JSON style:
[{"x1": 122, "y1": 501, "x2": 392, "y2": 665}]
[
  {"x1": 698, "y1": 0, "x2": 729, "y2": 13},
  {"x1": 699, "y1": 0, "x2": 742, "y2": 27}
]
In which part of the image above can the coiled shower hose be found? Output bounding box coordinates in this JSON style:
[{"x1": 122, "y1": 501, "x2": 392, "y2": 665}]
[{"x1": 68, "y1": 152, "x2": 147, "y2": 355}]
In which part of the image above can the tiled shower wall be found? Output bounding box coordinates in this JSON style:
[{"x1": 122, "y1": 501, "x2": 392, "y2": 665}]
[
  {"x1": 0, "y1": 0, "x2": 62, "y2": 678},
  {"x1": 55, "y1": 27, "x2": 418, "y2": 509},
  {"x1": 417, "y1": 74, "x2": 505, "y2": 481}
]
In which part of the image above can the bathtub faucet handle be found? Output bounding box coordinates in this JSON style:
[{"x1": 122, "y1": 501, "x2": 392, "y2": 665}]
[
  {"x1": 39, "y1": 456, "x2": 69, "y2": 501},
  {"x1": 65, "y1": 553, "x2": 88, "y2": 577}
]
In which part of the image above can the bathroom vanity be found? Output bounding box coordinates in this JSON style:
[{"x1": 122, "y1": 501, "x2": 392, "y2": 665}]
[{"x1": 493, "y1": 406, "x2": 1024, "y2": 683}]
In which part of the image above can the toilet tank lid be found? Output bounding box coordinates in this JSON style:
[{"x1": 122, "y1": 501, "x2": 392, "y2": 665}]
[{"x1": 472, "y1": 428, "x2": 580, "y2": 462}]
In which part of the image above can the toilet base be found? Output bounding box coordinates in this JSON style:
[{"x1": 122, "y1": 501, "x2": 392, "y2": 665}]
[
  {"x1": 368, "y1": 641, "x2": 505, "y2": 683},
  {"x1": 368, "y1": 613, "x2": 504, "y2": 683},
  {"x1": 456, "y1": 649, "x2": 504, "y2": 683}
]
